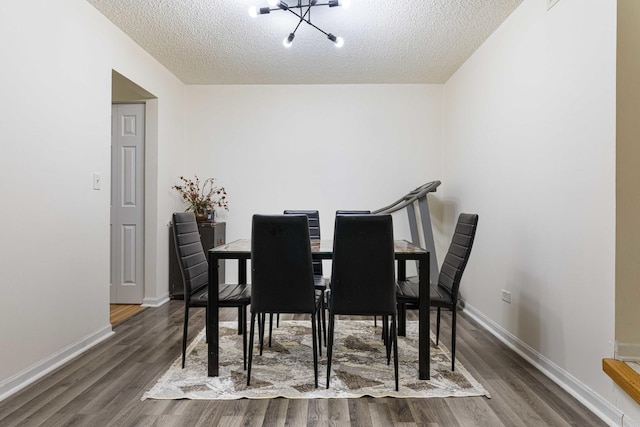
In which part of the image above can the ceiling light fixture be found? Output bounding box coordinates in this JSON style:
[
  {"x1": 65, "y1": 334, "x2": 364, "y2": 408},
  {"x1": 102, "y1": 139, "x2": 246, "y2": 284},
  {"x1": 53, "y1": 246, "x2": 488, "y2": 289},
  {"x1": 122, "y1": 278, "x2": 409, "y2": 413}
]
[{"x1": 249, "y1": 0, "x2": 350, "y2": 48}]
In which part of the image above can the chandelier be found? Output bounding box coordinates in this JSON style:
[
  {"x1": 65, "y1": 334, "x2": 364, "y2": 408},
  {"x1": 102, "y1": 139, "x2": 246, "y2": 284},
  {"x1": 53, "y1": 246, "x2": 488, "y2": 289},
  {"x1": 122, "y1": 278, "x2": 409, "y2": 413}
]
[{"x1": 249, "y1": 0, "x2": 351, "y2": 48}]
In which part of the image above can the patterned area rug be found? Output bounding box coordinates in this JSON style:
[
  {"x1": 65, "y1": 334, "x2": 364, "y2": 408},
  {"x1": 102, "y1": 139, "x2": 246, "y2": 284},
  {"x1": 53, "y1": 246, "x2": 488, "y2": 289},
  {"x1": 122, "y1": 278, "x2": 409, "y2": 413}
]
[{"x1": 143, "y1": 321, "x2": 489, "y2": 400}]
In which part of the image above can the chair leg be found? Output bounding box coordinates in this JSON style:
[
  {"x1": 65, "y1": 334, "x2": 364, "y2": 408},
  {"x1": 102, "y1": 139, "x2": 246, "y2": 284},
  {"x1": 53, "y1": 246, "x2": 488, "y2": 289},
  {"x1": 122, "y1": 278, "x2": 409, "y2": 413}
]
[
  {"x1": 326, "y1": 314, "x2": 335, "y2": 389},
  {"x1": 386, "y1": 316, "x2": 392, "y2": 364},
  {"x1": 436, "y1": 307, "x2": 441, "y2": 345},
  {"x1": 256, "y1": 311, "x2": 261, "y2": 333},
  {"x1": 324, "y1": 289, "x2": 330, "y2": 345},
  {"x1": 316, "y1": 305, "x2": 323, "y2": 356},
  {"x1": 392, "y1": 314, "x2": 399, "y2": 391},
  {"x1": 182, "y1": 304, "x2": 189, "y2": 369},
  {"x1": 311, "y1": 313, "x2": 318, "y2": 388},
  {"x1": 247, "y1": 312, "x2": 257, "y2": 386},
  {"x1": 259, "y1": 313, "x2": 266, "y2": 355},
  {"x1": 451, "y1": 306, "x2": 457, "y2": 371},
  {"x1": 319, "y1": 309, "x2": 324, "y2": 355},
  {"x1": 321, "y1": 298, "x2": 327, "y2": 347},
  {"x1": 268, "y1": 313, "x2": 273, "y2": 347},
  {"x1": 242, "y1": 306, "x2": 248, "y2": 370},
  {"x1": 256, "y1": 311, "x2": 262, "y2": 346},
  {"x1": 237, "y1": 306, "x2": 243, "y2": 335}
]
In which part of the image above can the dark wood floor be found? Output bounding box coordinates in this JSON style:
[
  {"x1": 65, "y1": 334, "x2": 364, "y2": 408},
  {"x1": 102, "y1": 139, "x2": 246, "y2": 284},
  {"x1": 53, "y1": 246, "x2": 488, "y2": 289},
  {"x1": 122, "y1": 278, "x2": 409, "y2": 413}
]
[{"x1": 0, "y1": 301, "x2": 605, "y2": 426}]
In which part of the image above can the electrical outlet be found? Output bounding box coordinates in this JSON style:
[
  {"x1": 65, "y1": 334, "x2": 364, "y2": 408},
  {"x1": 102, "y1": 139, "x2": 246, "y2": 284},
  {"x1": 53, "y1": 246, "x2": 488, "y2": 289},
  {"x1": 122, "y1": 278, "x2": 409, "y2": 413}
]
[
  {"x1": 501, "y1": 289, "x2": 512, "y2": 304},
  {"x1": 547, "y1": 0, "x2": 560, "y2": 10}
]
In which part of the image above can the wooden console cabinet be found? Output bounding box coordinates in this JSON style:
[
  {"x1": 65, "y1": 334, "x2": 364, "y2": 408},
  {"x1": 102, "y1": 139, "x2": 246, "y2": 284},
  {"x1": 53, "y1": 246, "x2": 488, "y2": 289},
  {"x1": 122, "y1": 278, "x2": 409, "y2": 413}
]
[{"x1": 169, "y1": 221, "x2": 226, "y2": 299}]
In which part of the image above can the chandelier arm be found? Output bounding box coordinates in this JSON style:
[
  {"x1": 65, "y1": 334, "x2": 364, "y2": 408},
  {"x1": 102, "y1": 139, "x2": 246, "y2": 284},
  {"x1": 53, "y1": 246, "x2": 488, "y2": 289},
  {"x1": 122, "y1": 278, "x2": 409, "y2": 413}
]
[
  {"x1": 302, "y1": 16, "x2": 331, "y2": 36},
  {"x1": 291, "y1": 13, "x2": 305, "y2": 34},
  {"x1": 287, "y1": 2, "x2": 333, "y2": 9},
  {"x1": 265, "y1": 1, "x2": 333, "y2": 13},
  {"x1": 285, "y1": 7, "x2": 306, "y2": 21},
  {"x1": 286, "y1": 6, "x2": 314, "y2": 32},
  {"x1": 285, "y1": 5, "x2": 331, "y2": 36}
]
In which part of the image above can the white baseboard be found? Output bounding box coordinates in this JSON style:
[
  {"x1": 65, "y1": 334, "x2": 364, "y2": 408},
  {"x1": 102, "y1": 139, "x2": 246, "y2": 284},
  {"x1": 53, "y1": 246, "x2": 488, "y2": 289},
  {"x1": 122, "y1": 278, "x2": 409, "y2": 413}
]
[
  {"x1": 0, "y1": 324, "x2": 114, "y2": 402},
  {"x1": 624, "y1": 414, "x2": 640, "y2": 427},
  {"x1": 142, "y1": 293, "x2": 170, "y2": 308},
  {"x1": 462, "y1": 302, "x2": 624, "y2": 427}
]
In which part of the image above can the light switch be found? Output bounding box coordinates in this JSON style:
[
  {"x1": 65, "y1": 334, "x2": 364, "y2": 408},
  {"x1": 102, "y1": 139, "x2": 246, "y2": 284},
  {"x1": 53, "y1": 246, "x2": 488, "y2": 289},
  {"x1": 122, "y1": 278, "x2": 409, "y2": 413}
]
[{"x1": 93, "y1": 172, "x2": 102, "y2": 190}]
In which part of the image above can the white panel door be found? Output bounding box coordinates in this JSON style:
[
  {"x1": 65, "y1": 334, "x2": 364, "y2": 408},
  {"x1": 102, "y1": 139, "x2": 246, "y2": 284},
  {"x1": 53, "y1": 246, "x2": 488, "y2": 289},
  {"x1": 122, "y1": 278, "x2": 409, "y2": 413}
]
[{"x1": 110, "y1": 104, "x2": 145, "y2": 304}]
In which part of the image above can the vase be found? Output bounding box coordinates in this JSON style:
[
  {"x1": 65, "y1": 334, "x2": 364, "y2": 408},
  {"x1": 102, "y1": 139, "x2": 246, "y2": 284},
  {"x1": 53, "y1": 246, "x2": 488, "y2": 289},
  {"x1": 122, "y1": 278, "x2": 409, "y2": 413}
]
[{"x1": 195, "y1": 211, "x2": 208, "y2": 222}]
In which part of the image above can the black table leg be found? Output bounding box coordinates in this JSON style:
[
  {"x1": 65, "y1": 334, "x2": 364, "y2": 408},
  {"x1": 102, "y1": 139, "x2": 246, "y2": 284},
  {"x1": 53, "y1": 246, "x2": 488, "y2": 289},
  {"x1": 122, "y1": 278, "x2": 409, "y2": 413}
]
[
  {"x1": 397, "y1": 304, "x2": 406, "y2": 336},
  {"x1": 397, "y1": 260, "x2": 407, "y2": 336},
  {"x1": 237, "y1": 259, "x2": 247, "y2": 333},
  {"x1": 208, "y1": 253, "x2": 220, "y2": 377},
  {"x1": 418, "y1": 252, "x2": 430, "y2": 380},
  {"x1": 238, "y1": 259, "x2": 247, "y2": 284}
]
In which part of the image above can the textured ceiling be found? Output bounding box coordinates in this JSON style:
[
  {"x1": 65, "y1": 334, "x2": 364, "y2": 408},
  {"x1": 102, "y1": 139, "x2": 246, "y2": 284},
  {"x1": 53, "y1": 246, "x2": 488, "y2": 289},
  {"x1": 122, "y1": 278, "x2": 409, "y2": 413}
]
[{"x1": 86, "y1": 0, "x2": 523, "y2": 84}]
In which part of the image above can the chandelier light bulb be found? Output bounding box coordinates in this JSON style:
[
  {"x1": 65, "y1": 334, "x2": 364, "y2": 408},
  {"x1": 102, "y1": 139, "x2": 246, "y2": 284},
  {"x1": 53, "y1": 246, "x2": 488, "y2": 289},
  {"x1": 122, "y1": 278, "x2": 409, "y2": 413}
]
[
  {"x1": 283, "y1": 33, "x2": 295, "y2": 48},
  {"x1": 340, "y1": 0, "x2": 351, "y2": 9},
  {"x1": 328, "y1": 33, "x2": 344, "y2": 47},
  {"x1": 248, "y1": 6, "x2": 258, "y2": 18}
]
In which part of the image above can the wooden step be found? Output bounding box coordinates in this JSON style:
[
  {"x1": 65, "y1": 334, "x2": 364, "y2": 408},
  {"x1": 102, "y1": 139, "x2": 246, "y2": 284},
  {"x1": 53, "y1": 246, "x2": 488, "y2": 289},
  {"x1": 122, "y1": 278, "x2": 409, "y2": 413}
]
[{"x1": 603, "y1": 358, "x2": 640, "y2": 404}]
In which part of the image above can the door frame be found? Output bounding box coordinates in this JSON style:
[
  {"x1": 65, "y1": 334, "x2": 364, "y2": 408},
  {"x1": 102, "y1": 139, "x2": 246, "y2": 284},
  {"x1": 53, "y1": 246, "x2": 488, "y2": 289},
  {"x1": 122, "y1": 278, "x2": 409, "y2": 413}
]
[{"x1": 111, "y1": 71, "x2": 164, "y2": 307}]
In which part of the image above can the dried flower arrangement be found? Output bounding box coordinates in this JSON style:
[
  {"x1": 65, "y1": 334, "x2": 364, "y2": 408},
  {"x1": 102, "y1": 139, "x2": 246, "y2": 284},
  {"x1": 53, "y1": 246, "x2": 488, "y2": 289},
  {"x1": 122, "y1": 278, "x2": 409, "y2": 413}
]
[{"x1": 172, "y1": 175, "x2": 228, "y2": 218}]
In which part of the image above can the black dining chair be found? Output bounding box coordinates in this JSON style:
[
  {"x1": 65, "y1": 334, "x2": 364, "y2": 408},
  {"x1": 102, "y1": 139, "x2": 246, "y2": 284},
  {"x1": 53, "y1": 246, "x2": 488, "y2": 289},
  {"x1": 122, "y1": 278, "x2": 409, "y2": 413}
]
[
  {"x1": 269, "y1": 210, "x2": 327, "y2": 349},
  {"x1": 260, "y1": 209, "x2": 327, "y2": 356},
  {"x1": 172, "y1": 212, "x2": 251, "y2": 369},
  {"x1": 335, "y1": 210, "x2": 392, "y2": 328},
  {"x1": 326, "y1": 214, "x2": 399, "y2": 391},
  {"x1": 335, "y1": 210, "x2": 380, "y2": 328},
  {"x1": 396, "y1": 213, "x2": 478, "y2": 371},
  {"x1": 247, "y1": 214, "x2": 322, "y2": 388},
  {"x1": 284, "y1": 210, "x2": 323, "y2": 277}
]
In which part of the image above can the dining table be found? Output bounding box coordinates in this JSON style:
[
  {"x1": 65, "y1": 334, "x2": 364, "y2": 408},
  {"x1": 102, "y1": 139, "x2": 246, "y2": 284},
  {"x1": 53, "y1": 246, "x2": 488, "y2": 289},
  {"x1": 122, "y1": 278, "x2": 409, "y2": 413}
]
[{"x1": 207, "y1": 238, "x2": 431, "y2": 380}]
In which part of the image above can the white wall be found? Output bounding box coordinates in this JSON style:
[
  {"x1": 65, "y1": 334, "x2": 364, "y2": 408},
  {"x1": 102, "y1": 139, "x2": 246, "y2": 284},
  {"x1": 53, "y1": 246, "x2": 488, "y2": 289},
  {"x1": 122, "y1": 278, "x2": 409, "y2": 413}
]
[
  {"x1": 443, "y1": 0, "x2": 623, "y2": 423},
  {"x1": 0, "y1": 0, "x2": 631, "y2": 423},
  {"x1": 0, "y1": 0, "x2": 186, "y2": 396},
  {"x1": 185, "y1": 84, "x2": 445, "y2": 277}
]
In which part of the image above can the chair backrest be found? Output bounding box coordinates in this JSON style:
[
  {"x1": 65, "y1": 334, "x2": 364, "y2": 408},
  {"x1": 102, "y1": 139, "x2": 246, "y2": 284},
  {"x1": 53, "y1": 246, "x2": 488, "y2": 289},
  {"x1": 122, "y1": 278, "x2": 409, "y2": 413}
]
[
  {"x1": 172, "y1": 212, "x2": 208, "y2": 297},
  {"x1": 251, "y1": 214, "x2": 316, "y2": 314},
  {"x1": 330, "y1": 214, "x2": 396, "y2": 315},
  {"x1": 284, "y1": 210, "x2": 322, "y2": 276},
  {"x1": 438, "y1": 213, "x2": 479, "y2": 300}
]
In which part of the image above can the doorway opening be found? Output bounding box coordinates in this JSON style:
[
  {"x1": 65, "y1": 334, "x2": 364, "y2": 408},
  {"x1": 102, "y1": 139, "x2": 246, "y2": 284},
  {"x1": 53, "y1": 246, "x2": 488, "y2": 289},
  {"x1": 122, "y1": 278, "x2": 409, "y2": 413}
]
[{"x1": 110, "y1": 71, "x2": 157, "y2": 309}]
